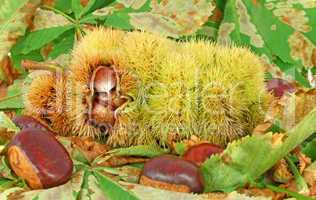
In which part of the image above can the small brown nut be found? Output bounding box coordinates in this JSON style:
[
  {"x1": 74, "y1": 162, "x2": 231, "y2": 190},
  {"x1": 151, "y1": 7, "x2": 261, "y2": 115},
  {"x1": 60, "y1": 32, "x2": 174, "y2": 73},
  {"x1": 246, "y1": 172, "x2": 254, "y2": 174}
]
[
  {"x1": 13, "y1": 115, "x2": 54, "y2": 134},
  {"x1": 7, "y1": 128, "x2": 73, "y2": 189},
  {"x1": 140, "y1": 155, "x2": 204, "y2": 193},
  {"x1": 92, "y1": 66, "x2": 117, "y2": 93},
  {"x1": 183, "y1": 143, "x2": 224, "y2": 166},
  {"x1": 89, "y1": 100, "x2": 115, "y2": 128}
]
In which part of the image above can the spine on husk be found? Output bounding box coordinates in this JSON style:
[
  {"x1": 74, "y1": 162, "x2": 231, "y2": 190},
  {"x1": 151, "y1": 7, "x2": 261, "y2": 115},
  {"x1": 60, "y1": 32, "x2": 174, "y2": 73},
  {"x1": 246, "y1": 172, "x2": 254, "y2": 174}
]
[{"x1": 24, "y1": 28, "x2": 270, "y2": 147}]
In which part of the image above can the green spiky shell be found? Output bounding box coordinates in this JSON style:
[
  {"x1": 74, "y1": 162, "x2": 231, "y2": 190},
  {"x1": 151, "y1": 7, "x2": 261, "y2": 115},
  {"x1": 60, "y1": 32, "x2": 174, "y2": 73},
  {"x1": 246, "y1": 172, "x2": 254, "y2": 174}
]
[
  {"x1": 25, "y1": 28, "x2": 269, "y2": 147},
  {"x1": 145, "y1": 41, "x2": 269, "y2": 145}
]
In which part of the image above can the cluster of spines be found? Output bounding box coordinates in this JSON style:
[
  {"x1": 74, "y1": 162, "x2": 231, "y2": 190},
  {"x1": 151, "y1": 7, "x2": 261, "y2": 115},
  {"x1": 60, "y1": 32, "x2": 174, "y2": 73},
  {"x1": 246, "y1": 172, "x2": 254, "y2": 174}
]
[{"x1": 25, "y1": 28, "x2": 269, "y2": 147}]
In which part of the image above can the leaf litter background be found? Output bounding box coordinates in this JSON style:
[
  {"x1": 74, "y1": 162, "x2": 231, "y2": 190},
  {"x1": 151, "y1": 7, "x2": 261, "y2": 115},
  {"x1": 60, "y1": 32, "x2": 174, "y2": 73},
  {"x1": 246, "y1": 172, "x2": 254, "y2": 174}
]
[{"x1": 1, "y1": 0, "x2": 316, "y2": 200}]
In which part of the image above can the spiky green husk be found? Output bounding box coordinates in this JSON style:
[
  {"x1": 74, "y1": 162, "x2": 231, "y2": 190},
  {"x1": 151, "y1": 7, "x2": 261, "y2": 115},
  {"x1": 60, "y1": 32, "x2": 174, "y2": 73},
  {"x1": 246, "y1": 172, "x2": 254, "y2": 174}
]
[
  {"x1": 66, "y1": 29, "x2": 125, "y2": 138},
  {"x1": 25, "y1": 28, "x2": 269, "y2": 147},
  {"x1": 138, "y1": 41, "x2": 269, "y2": 146}
]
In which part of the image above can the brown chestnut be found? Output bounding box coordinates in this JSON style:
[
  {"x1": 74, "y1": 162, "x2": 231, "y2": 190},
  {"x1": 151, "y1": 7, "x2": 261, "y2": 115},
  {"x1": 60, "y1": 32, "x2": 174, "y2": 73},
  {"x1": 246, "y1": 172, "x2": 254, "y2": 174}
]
[
  {"x1": 7, "y1": 128, "x2": 73, "y2": 189},
  {"x1": 140, "y1": 155, "x2": 204, "y2": 193},
  {"x1": 183, "y1": 143, "x2": 224, "y2": 165},
  {"x1": 89, "y1": 100, "x2": 115, "y2": 128},
  {"x1": 92, "y1": 66, "x2": 117, "y2": 93},
  {"x1": 13, "y1": 115, "x2": 53, "y2": 134}
]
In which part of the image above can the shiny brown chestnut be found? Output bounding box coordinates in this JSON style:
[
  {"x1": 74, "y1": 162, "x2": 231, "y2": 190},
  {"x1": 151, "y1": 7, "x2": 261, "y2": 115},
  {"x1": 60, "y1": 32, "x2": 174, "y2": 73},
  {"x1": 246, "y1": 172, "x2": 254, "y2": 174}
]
[
  {"x1": 91, "y1": 66, "x2": 117, "y2": 93},
  {"x1": 140, "y1": 155, "x2": 204, "y2": 193},
  {"x1": 7, "y1": 128, "x2": 73, "y2": 189},
  {"x1": 13, "y1": 115, "x2": 53, "y2": 133},
  {"x1": 183, "y1": 143, "x2": 224, "y2": 166}
]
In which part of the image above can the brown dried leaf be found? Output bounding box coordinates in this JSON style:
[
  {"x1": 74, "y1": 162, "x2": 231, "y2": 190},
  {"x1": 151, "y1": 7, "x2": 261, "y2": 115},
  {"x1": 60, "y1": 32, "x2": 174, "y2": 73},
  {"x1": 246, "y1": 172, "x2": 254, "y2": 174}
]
[
  {"x1": 303, "y1": 161, "x2": 316, "y2": 188},
  {"x1": 253, "y1": 122, "x2": 273, "y2": 135},
  {"x1": 0, "y1": 56, "x2": 19, "y2": 85},
  {"x1": 293, "y1": 150, "x2": 311, "y2": 173},
  {"x1": 71, "y1": 136, "x2": 109, "y2": 162},
  {"x1": 266, "y1": 87, "x2": 316, "y2": 131},
  {"x1": 238, "y1": 188, "x2": 286, "y2": 200},
  {"x1": 271, "y1": 159, "x2": 293, "y2": 183}
]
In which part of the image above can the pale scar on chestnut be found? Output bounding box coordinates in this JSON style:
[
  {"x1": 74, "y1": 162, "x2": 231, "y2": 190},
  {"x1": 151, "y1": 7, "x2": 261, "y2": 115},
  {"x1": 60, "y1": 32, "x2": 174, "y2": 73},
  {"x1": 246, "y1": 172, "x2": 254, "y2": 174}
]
[{"x1": 88, "y1": 65, "x2": 130, "y2": 131}]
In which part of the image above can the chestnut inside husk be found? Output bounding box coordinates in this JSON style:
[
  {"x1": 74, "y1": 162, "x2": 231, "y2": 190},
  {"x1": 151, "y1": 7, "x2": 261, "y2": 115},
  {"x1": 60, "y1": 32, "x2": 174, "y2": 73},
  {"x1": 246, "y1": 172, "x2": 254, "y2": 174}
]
[{"x1": 88, "y1": 65, "x2": 129, "y2": 131}]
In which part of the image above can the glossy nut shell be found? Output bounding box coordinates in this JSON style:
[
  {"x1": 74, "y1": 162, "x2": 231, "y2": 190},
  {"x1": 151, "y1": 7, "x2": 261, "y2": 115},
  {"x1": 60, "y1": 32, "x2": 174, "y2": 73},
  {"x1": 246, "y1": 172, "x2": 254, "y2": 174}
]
[{"x1": 7, "y1": 128, "x2": 73, "y2": 189}]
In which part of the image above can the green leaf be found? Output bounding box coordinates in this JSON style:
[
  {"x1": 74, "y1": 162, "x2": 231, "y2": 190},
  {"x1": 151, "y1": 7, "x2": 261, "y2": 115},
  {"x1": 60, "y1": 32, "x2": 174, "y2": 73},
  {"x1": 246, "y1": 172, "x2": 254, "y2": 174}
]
[
  {"x1": 201, "y1": 108, "x2": 316, "y2": 192},
  {"x1": 0, "y1": 112, "x2": 19, "y2": 133},
  {"x1": 217, "y1": 0, "x2": 316, "y2": 87},
  {"x1": 0, "y1": 79, "x2": 24, "y2": 110},
  {"x1": 54, "y1": 0, "x2": 72, "y2": 14},
  {"x1": 72, "y1": 0, "x2": 84, "y2": 19},
  {"x1": 0, "y1": 178, "x2": 15, "y2": 192},
  {"x1": 104, "y1": 11, "x2": 134, "y2": 30},
  {"x1": 108, "y1": 145, "x2": 168, "y2": 158},
  {"x1": 48, "y1": 29, "x2": 75, "y2": 59},
  {"x1": 16, "y1": 25, "x2": 74, "y2": 55},
  {"x1": 80, "y1": 0, "x2": 97, "y2": 17},
  {"x1": 302, "y1": 139, "x2": 316, "y2": 161},
  {"x1": 94, "y1": 171, "x2": 140, "y2": 200},
  {"x1": 0, "y1": 0, "x2": 40, "y2": 61},
  {"x1": 285, "y1": 156, "x2": 309, "y2": 194}
]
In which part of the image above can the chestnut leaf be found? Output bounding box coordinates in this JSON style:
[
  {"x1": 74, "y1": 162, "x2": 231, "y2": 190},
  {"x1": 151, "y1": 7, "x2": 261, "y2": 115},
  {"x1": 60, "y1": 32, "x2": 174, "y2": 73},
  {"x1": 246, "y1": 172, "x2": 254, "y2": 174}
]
[
  {"x1": 94, "y1": 171, "x2": 140, "y2": 200},
  {"x1": 0, "y1": 112, "x2": 20, "y2": 133},
  {"x1": 107, "y1": 145, "x2": 169, "y2": 158},
  {"x1": 201, "y1": 108, "x2": 316, "y2": 192},
  {"x1": 0, "y1": 79, "x2": 24, "y2": 110}
]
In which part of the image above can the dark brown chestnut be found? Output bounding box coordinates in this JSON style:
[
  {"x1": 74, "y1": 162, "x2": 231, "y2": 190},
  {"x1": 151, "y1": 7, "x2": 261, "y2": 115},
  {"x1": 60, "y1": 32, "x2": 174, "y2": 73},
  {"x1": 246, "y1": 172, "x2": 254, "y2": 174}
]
[
  {"x1": 13, "y1": 115, "x2": 53, "y2": 134},
  {"x1": 183, "y1": 143, "x2": 224, "y2": 165},
  {"x1": 92, "y1": 66, "x2": 117, "y2": 93},
  {"x1": 266, "y1": 78, "x2": 295, "y2": 97},
  {"x1": 7, "y1": 128, "x2": 73, "y2": 189},
  {"x1": 140, "y1": 155, "x2": 204, "y2": 193}
]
